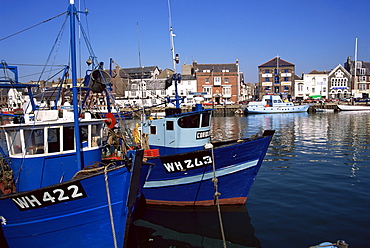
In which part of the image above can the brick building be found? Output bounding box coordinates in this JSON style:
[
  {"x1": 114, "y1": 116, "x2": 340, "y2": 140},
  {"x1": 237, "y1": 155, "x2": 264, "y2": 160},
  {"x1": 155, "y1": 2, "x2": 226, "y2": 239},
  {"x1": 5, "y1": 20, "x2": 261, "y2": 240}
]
[
  {"x1": 192, "y1": 60, "x2": 241, "y2": 104},
  {"x1": 258, "y1": 57, "x2": 295, "y2": 100}
]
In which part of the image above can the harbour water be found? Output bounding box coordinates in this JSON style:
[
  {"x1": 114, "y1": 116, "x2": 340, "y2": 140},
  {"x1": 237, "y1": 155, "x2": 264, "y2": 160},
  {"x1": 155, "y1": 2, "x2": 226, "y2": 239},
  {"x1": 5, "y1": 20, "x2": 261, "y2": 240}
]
[
  {"x1": 129, "y1": 111, "x2": 370, "y2": 247},
  {"x1": 1, "y1": 111, "x2": 369, "y2": 247}
]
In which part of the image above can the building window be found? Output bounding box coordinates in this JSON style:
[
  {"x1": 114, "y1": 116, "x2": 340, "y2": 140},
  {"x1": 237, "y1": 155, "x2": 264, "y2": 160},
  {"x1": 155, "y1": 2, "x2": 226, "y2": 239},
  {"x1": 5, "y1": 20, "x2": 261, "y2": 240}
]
[
  {"x1": 360, "y1": 76, "x2": 366, "y2": 81},
  {"x1": 298, "y1": 84, "x2": 303, "y2": 92},
  {"x1": 331, "y1": 78, "x2": 348, "y2": 87},
  {"x1": 284, "y1": 77, "x2": 288, "y2": 82},
  {"x1": 284, "y1": 86, "x2": 289, "y2": 91},
  {"x1": 274, "y1": 69, "x2": 279, "y2": 75},
  {"x1": 265, "y1": 87, "x2": 270, "y2": 91},
  {"x1": 274, "y1": 76, "x2": 279, "y2": 84},
  {"x1": 359, "y1": 84, "x2": 366, "y2": 90},
  {"x1": 205, "y1": 78, "x2": 210, "y2": 84},
  {"x1": 265, "y1": 77, "x2": 270, "y2": 82},
  {"x1": 265, "y1": 69, "x2": 269, "y2": 73},
  {"x1": 311, "y1": 88, "x2": 315, "y2": 93},
  {"x1": 214, "y1": 77, "x2": 221, "y2": 86},
  {"x1": 222, "y1": 86, "x2": 231, "y2": 96},
  {"x1": 224, "y1": 78, "x2": 229, "y2": 83},
  {"x1": 323, "y1": 87, "x2": 326, "y2": 93},
  {"x1": 284, "y1": 69, "x2": 289, "y2": 73},
  {"x1": 203, "y1": 87, "x2": 212, "y2": 95}
]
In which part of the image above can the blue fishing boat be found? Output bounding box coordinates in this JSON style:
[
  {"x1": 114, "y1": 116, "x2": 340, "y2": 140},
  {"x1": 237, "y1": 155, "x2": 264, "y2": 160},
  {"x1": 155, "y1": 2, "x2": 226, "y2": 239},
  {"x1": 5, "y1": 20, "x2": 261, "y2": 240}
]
[
  {"x1": 140, "y1": 75, "x2": 275, "y2": 206},
  {"x1": 0, "y1": 1, "x2": 149, "y2": 247},
  {"x1": 136, "y1": 1, "x2": 275, "y2": 206}
]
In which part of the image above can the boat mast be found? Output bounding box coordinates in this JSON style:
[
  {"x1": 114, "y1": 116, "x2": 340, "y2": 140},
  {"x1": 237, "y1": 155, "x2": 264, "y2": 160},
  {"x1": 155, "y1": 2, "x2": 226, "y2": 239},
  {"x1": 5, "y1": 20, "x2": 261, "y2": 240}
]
[
  {"x1": 69, "y1": 0, "x2": 82, "y2": 169},
  {"x1": 354, "y1": 38, "x2": 358, "y2": 93},
  {"x1": 167, "y1": 0, "x2": 181, "y2": 108},
  {"x1": 168, "y1": 0, "x2": 176, "y2": 73}
]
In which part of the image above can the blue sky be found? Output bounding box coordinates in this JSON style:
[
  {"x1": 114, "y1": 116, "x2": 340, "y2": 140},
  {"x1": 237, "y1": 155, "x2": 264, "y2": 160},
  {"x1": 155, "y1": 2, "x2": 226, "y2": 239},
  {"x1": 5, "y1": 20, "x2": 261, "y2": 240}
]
[{"x1": 1, "y1": 0, "x2": 370, "y2": 83}]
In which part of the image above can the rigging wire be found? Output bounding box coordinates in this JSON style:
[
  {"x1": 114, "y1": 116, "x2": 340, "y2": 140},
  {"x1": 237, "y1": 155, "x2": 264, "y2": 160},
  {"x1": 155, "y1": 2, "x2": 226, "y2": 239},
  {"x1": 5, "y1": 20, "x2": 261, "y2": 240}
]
[
  {"x1": 36, "y1": 14, "x2": 69, "y2": 87},
  {"x1": 0, "y1": 11, "x2": 67, "y2": 42}
]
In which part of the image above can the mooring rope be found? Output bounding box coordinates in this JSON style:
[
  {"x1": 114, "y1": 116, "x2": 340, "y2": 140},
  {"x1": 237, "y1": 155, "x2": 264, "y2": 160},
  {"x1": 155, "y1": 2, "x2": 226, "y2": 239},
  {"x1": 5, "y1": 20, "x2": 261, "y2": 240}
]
[
  {"x1": 209, "y1": 143, "x2": 227, "y2": 248},
  {"x1": 104, "y1": 166, "x2": 118, "y2": 248}
]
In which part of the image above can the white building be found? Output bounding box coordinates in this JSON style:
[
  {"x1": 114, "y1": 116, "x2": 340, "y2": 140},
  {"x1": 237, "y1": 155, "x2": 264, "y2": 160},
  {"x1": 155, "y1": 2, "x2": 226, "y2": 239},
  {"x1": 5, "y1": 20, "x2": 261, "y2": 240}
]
[
  {"x1": 328, "y1": 64, "x2": 352, "y2": 99},
  {"x1": 295, "y1": 70, "x2": 329, "y2": 100}
]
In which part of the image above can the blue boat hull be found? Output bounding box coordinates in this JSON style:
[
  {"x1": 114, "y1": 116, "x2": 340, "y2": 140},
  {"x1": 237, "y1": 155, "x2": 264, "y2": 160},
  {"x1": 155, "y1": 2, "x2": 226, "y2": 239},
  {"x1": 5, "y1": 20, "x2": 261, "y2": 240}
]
[
  {"x1": 143, "y1": 135, "x2": 273, "y2": 206},
  {"x1": 0, "y1": 166, "x2": 134, "y2": 247}
]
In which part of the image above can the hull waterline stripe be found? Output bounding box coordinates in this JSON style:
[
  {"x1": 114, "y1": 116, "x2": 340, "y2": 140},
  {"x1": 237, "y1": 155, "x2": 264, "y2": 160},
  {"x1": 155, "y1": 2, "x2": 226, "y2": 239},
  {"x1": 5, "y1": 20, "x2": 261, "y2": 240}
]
[{"x1": 143, "y1": 159, "x2": 259, "y2": 188}]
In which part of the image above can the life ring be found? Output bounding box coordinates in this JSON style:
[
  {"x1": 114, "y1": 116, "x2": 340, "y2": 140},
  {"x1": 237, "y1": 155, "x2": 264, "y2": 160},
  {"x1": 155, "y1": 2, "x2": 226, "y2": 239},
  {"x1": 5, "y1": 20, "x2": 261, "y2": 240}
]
[{"x1": 105, "y1": 112, "x2": 116, "y2": 129}]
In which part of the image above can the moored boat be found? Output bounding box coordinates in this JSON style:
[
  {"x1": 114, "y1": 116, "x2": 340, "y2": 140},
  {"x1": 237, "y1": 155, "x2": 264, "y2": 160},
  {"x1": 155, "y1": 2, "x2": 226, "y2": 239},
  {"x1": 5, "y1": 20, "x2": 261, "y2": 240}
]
[
  {"x1": 139, "y1": 75, "x2": 275, "y2": 206},
  {"x1": 0, "y1": 1, "x2": 150, "y2": 247},
  {"x1": 245, "y1": 94, "x2": 311, "y2": 114},
  {"x1": 337, "y1": 104, "x2": 370, "y2": 111}
]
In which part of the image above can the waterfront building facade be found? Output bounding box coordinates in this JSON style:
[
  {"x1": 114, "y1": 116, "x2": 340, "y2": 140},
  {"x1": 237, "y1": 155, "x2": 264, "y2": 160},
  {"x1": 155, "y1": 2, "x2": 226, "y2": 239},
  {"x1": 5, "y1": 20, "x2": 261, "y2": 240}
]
[
  {"x1": 192, "y1": 60, "x2": 241, "y2": 104},
  {"x1": 295, "y1": 70, "x2": 329, "y2": 100},
  {"x1": 344, "y1": 57, "x2": 370, "y2": 99},
  {"x1": 258, "y1": 57, "x2": 295, "y2": 100},
  {"x1": 328, "y1": 64, "x2": 352, "y2": 99},
  {"x1": 115, "y1": 65, "x2": 197, "y2": 107}
]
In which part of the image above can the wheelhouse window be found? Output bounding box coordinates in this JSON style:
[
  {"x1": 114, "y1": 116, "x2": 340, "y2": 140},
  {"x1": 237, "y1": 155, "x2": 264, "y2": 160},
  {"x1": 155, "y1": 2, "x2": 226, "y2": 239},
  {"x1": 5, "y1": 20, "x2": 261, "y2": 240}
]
[
  {"x1": 7, "y1": 130, "x2": 23, "y2": 155},
  {"x1": 63, "y1": 126, "x2": 75, "y2": 151},
  {"x1": 178, "y1": 114, "x2": 200, "y2": 128},
  {"x1": 166, "y1": 121, "x2": 174, "y2": 130},
  {"x1": 91, "y1": 124, "x2": 101, "y2": 147},
  {"x1": 201, "y1": 112, "x2": 211, "y2": 127},
  {"x1": 24, "y1": 129, "x2": 44, "y2": 155},
  {"x1": 150, "y1": 126, "x2": 157, "y2": 135},
  {"x1": 47, "y1": 127, "x2": 60, "y2": 153},
  {"x1": 80, "y1": 126, "x2": 88, "y2": 148}
]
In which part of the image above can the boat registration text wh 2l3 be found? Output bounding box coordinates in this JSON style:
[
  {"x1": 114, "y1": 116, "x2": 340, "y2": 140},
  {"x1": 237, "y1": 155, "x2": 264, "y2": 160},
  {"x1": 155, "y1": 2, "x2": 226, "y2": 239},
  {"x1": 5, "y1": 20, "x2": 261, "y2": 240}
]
[{"x1": 160, "y1": 150, "x2": 213, "y2": 173}]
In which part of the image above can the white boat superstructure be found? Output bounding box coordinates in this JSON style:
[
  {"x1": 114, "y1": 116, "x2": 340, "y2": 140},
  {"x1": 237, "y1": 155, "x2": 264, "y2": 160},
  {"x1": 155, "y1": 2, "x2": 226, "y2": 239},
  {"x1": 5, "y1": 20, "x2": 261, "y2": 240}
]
[{"x1": 245, "y1": 95, "x2": 311, "y2": 114}]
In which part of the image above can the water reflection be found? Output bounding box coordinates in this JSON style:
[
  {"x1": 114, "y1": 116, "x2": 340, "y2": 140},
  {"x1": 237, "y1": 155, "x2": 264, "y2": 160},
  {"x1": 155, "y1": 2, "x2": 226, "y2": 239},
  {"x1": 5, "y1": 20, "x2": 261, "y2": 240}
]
[
  {"x1": 211, "y1": 112, "x2": 370, "y2": 177},
  {"x1": 129, "y1": 201, "x2": 260, "y2": 248}
]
